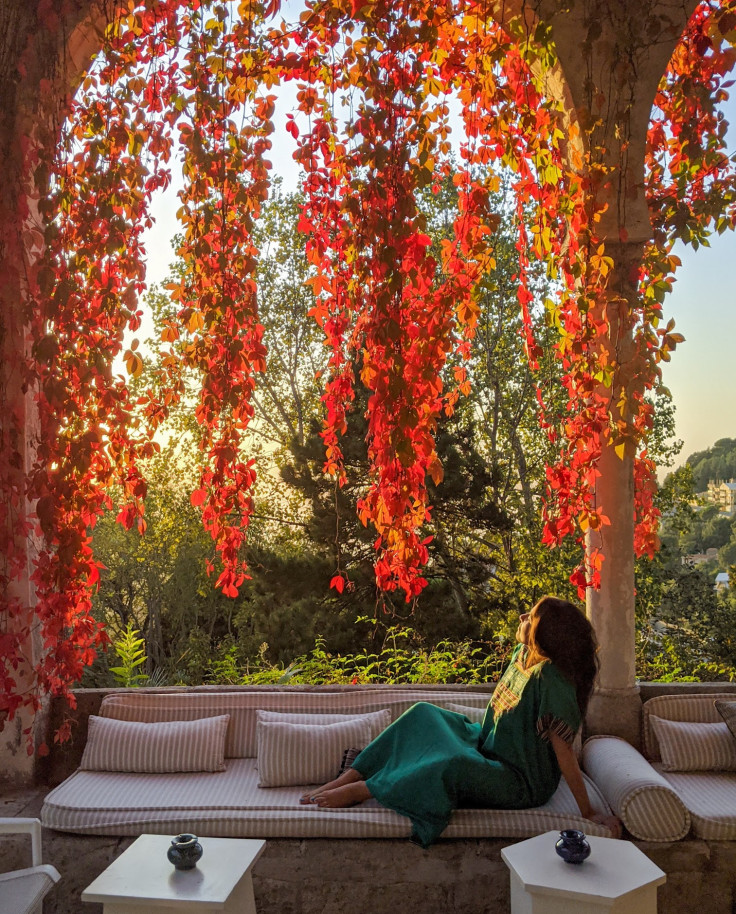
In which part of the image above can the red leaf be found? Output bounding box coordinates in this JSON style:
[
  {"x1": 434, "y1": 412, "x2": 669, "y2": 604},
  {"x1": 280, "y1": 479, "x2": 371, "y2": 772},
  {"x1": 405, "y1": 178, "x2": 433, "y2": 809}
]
[
  {"x1": 87, "y1": 564, "x2": 100, "y2": 588},
  {"x1": 190, "y1": 488, "x2": 207, "y2": 507}
]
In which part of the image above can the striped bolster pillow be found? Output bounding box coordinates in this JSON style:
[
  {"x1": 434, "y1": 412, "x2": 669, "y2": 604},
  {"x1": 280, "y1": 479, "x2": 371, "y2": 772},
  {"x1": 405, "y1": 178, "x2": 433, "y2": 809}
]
[
  {"x1": 583, "y1": 735, "x2": 691, "y2": 841},
  {"x1": 650, "y1": 715, "x2": 736, "y2": 771},
  {"x1": 80, "y1": 714, "x2": 230, "y2": 772},
  {"x1": 256, "y1": 717, "x2": 373, "y2": 787}
]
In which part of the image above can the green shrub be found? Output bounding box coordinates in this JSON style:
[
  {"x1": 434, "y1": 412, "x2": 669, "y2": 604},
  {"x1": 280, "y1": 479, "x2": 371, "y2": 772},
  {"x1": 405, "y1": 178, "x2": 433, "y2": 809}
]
[
  {"x1": 109, "y1": 622, "x2": 149, "y2": 687},
  {"x1": 206, "y1": 623, "x2": 511, "y2": 686}
]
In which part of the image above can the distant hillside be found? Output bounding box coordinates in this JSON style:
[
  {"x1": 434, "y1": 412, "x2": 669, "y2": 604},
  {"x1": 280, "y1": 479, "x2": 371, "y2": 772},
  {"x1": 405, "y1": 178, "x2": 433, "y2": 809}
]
[{"x1": 686, "y1": 437, "x2": 736, "y2": 493}]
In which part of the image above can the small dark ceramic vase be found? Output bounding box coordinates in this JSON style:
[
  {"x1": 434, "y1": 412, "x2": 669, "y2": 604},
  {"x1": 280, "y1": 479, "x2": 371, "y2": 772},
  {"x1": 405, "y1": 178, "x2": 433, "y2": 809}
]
[
  {"x1": 555, "y1": 829, "x2": 591, "y2": 865},
  {"x1": 167, "y1": 834, "x2": 203, "y2": 870}
]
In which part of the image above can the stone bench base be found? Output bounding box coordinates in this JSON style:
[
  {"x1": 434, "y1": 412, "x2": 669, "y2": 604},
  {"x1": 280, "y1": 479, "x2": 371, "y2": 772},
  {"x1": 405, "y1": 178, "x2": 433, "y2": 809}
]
[
  {"x1": 34, "y1": 834, "x2": 736, "y2": 914},
  {"x1": 3, "y1": 787, "x2": 736, "y2": 914}
]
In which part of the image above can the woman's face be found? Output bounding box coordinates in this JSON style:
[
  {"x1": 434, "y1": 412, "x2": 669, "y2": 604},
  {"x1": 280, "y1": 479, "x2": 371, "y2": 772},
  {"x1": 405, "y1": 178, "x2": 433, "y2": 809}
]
[{"x1": 516, "y1": 610, "x2": 533, "y2": 645}]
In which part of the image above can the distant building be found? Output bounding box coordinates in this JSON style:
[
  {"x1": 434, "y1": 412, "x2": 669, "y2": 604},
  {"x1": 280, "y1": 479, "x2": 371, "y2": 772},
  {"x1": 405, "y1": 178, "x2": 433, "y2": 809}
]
[
  {"x1": 707, "y1": 480, "x2": 736, "y2": 515},
  {"x1": 715, "y1": 572, "x2": 730, "y2": 591},
  {"x1": 682, "y1": 547, "x2": 719, "y2": 567}
]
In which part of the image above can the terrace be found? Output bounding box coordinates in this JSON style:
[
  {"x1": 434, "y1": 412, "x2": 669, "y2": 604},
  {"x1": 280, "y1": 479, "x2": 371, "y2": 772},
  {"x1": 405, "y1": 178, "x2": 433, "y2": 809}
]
[
  {"x1": 2, "y1": 0, "x2": 736, "y2": 911},
  {"x1": 3, "y1": 681, "x2": 736, "y2": 914}
]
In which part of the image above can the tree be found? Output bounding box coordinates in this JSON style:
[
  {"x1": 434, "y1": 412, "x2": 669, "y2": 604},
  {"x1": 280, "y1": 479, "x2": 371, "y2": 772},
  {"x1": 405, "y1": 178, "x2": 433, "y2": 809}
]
[
  {"x1": 636, "y1": 547, "x2": 736, "y2": 678},
  {"x1": 87, "y1": 442, "x2": 240, "y2": 684},
  {"x1": 250, "y1": 180, "x2": 325, "y2": 451},
  {"x1": 9, "y1": 0, "x2": 736, "y2": 724},
  {"x1": 636, "y1": 437, "x2": 736, "y2": 680},
  {"x1": 687, "y1": 438, "x2": 736, "y2": 492},
  {"x1": 87, "y1": 160, "x2": 687, "y2": 683}
]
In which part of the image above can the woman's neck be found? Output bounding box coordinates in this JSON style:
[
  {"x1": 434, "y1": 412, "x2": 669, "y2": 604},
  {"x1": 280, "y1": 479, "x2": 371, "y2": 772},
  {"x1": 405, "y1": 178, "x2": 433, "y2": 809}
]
[{"x1": 522, "y1": 645, "x2": 547, "y2": 669}]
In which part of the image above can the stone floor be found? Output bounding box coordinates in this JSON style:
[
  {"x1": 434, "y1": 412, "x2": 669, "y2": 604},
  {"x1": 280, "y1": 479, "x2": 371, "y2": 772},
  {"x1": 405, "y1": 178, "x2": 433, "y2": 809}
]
[{"x1": 2, "y1": 785, "x2": 735, "y2": 914}]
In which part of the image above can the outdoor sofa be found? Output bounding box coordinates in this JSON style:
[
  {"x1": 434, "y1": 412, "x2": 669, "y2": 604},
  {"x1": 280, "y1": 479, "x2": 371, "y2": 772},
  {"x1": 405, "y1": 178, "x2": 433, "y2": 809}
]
[
  {"x1": 584, "y1": 692, "x2": 736, "y2": 842},
  {"x1": 40, "y1": 688, "x2": 615, "y2": 841}
]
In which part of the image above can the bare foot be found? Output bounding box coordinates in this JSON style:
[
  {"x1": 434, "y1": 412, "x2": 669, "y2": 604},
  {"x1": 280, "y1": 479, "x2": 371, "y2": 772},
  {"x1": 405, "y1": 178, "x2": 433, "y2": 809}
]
[
  {"x1": 312, "y1": 781, "x2": 372, "y2": 808},
  {"x1": 300, "y1": 767, "x2": 362, "y2": 805}
]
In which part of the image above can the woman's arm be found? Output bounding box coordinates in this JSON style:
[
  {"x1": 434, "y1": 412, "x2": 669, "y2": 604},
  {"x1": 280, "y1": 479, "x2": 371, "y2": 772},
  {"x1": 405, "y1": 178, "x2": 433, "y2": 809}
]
[{"x1": 549, "y1": 731, "x2": 623, "y2": 838}]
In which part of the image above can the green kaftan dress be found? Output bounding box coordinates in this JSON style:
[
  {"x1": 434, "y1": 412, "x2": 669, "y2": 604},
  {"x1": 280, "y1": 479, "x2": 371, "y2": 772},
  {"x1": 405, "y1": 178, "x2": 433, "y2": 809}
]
[{"x1": 352, "y1": 644, "x2": 581, "y2": 848}]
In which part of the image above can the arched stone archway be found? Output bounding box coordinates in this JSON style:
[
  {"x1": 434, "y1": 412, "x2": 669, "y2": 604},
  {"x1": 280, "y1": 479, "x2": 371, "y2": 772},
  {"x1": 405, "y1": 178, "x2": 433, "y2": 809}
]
[{"x1": 0, "y1": 0, "x2": 705, "y2": 781}]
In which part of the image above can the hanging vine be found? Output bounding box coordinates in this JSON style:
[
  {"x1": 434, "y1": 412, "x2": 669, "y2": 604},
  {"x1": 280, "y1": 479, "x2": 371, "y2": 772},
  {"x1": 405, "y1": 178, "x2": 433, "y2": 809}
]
[{"x1": 2, "y1": 0, "x2": 736, "y2": 740}]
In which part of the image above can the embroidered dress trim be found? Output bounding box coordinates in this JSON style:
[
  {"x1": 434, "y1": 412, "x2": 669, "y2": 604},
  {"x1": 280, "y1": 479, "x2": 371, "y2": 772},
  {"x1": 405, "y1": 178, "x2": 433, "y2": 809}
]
[
  {"x1": 536, "y1": 713, "x2": 576, "y2": 745},
  {"x1": 492, "y1": 681, "x2": 522, "y2": 715}
]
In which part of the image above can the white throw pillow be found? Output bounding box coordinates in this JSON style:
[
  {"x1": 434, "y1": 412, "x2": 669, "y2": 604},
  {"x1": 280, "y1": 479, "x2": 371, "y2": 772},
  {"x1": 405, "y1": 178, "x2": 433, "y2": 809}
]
[
  {"x1": 255, "y1": 708, "x2": 390, "y2": 741},
  {"x1": 80, "y1": 714, "x2": 230, "y2": 772},
  {"x1": 256, "y1": 717, "x2": 373, "y2": 787},
  {"x1": 445, "y1": 703, "x2": 487, "y2": 724},
  {"x1": 650, "y1": 715, "x2": 736, "y2": 771}
]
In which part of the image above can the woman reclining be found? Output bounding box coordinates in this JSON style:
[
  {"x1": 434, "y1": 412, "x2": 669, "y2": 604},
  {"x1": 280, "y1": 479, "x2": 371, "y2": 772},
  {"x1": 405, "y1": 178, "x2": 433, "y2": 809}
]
[{"x1": 301, "y1": 595, "x2": 622, "y2": 847}]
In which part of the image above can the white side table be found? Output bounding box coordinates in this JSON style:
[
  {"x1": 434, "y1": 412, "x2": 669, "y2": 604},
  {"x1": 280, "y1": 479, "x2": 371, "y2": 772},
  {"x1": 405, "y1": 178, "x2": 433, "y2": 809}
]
[
  {"x1": 82, "y1": 834, "x2": 266, "y2": 914},
  {"x1": 501, "y1": 831, "x2": 666, "y2": 914}
]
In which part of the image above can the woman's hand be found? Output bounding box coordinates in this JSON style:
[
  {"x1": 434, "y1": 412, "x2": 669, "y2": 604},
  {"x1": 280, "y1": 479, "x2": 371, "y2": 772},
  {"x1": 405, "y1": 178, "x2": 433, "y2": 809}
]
[
  {"x1": 588, "y1": 811, "x2": 623, "y2": 839},
  {"x1": 549, "y1": 733, "x2": 623, "y2": 839}
]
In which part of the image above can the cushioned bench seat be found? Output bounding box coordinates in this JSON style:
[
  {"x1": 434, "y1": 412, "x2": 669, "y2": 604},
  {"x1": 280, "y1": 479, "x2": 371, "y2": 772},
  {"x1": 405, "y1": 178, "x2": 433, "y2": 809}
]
[
  {"x1": 40, "y1": 687, "x2": 613, "y2": 841},
  {"x1": 642, "y1": 692, "x2": 736, "y2": 841},
  {"x1": 652, "y1": 768, "x2": 736, "y2": 840},
  {"x1": 584, "y1": 692, "x2": 736, "y2": 841},
  {"x1": 41, "y1": 756, "x2": 612, "y2": 839}
]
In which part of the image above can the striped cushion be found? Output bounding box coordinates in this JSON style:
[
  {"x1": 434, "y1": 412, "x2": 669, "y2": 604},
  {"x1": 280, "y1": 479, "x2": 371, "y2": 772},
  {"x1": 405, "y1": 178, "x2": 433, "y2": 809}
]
[
  {"x1": 583, "y1": 735, "x2": 691, "y2": 841},
  {"x1": 254, "y1": 709, "x2": 390, "y2": 740},
  {"x1": 445, "y1": 703, "x2": 486, "y2": 724},
  {"x1": 715, "y1": 699, "x2": 736, "y2": 738},
  {"x1": 649, "y1": 716, "x2": 736, "y2": 771},
  {"x1": 80, "y1": 715, "x2": 230, "y2": 773},
  {"x1": 642, "y1": 692, "x2": 736, "y2": 761},
  {"x1": 655, "y1": 768, "x2": 736, "y2": 839},
  {"x1": 256, "y1": 717, "x2": 373, "y2": 787},
  {"x1": 40, "y1": 758, "x2": 614, "y2": 839}
]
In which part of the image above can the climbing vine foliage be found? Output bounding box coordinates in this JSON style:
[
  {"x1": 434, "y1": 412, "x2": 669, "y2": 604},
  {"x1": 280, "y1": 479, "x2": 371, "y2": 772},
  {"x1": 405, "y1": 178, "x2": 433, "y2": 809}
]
[{"x1": 2, "y1": 0, "x2": 736, "y2": 738}]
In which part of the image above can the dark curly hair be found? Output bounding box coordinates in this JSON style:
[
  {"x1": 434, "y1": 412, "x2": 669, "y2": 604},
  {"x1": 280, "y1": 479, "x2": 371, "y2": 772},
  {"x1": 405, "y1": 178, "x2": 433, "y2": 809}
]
[{"x1": 526, "y1": 595, "x2": 599, "y2": 717}]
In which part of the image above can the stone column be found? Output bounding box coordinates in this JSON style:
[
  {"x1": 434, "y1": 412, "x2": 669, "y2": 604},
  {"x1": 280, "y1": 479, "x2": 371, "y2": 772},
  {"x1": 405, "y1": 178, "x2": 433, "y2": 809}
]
[
  {"x1": 544, "y1": 0, "x2": 699, "y2": 746},
  {"x1": 0, "y1": 3, "x2": 42, "y2": 785},
  {"x1": 0, "y1": 0, "x2": 94, "y2": 786},
  {"x1": 582, "y1": 239, "x2": 645, "y2": 746},
  {"x1": 585, "y1": 440, "x2": 641, "y2": 744}
]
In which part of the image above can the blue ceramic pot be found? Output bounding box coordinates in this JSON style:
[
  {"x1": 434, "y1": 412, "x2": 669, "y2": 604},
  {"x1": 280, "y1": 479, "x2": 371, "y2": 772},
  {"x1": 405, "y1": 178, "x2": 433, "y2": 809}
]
[
  {"x1": 555, "y1": 829, "x2": 591, "y2": 864},
  {"x1": 167, "y1": 834, "x2": 203, "y2": 870}
]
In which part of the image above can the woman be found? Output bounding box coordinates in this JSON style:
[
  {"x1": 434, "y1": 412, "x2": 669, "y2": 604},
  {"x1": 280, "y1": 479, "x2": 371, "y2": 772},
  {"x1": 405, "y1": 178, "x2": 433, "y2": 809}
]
[{"x1": 301, "y1": 595, "x2": 622, "y2": 847}]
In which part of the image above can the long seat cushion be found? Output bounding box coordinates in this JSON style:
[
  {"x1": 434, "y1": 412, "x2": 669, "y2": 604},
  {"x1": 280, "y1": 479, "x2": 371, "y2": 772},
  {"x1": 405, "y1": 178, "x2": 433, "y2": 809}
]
[
  {"x1": 40, "y1": 757, "x2": 613, "y2": 839},
  {"x1": 650, "y1": 768, "x2": 736, "y2": 840},
  {"x1": 642, "y1": 692, "x2": 736, "y2": 840}
]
